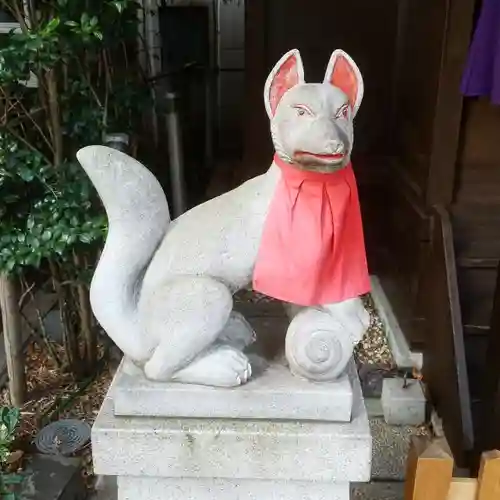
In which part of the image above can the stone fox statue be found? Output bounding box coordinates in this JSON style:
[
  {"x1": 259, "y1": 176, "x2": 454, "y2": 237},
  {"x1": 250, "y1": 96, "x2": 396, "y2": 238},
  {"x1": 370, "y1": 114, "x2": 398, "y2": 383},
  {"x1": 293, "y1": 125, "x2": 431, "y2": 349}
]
[{"x1": 77, "y1": 49, "x2": 371, "y2": 388}]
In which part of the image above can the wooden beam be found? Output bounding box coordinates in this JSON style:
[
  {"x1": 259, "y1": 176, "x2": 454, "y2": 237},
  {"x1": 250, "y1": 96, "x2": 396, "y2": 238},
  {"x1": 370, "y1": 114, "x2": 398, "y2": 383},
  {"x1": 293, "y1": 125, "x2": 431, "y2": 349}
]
[
  {"x1": 405, "y1": 436, "x2": 454, "y2": 500},
  {"x1": 447, "y1": 479, "x2": 478, "y2": 500},
  {"x1": 242, "y1": 0, "x2": 272, "y2": 180},
  {"x1": 476, "y1": 450, "x2": 500, "y2": 500},
  {"x1": 421, "y1": 206, "x2": 474, "y2": 463},
  {"x1": 479, "y1": 268, "x2": 500, "y2": 456},
  {"x1": 426, "y1": 0, "x2": 475, "y2": 206}
]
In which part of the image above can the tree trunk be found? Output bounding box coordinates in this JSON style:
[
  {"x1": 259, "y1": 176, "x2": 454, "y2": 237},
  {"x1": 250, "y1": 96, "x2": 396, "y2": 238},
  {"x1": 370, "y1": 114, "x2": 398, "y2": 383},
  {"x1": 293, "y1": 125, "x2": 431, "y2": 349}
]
[
  {"x1": 74, "y1": 252, "x2": 96, "y2": 369},
  {"x1": 0, "y1": 275, "x2": 26, "y2": 407}
]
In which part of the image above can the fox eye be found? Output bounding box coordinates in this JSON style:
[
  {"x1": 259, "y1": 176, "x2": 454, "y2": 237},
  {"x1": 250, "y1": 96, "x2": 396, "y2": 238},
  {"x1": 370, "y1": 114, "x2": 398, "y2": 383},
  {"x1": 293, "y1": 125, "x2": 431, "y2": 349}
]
[
  {"x1": 336, "y1": 104, "x2": 350, "y2": 120},
  {"x1": 293, "y1": 104, "x2": 312, "y2": 117}
]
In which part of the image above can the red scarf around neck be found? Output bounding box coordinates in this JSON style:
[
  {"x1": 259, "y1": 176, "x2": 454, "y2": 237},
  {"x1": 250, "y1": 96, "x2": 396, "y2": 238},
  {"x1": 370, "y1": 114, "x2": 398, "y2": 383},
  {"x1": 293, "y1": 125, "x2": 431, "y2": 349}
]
[{"x1": 252, "y1": 154, "x2": 370, "y2": 306}]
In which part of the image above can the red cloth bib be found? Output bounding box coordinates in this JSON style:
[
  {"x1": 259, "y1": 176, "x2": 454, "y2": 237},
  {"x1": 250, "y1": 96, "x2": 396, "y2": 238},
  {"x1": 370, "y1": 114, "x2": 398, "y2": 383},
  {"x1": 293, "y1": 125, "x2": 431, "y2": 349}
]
[{"x1": 253, "y1": 155, "x2": 370, "y2": 306}]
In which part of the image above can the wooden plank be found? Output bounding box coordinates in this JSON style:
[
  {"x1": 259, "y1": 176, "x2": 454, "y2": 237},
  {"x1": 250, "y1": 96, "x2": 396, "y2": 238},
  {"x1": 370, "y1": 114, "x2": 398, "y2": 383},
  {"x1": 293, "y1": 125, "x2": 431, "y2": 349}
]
[
  {"x1": 377, "y1": 177, "x2": 431, "y2": 344},
  {"x1": 242, "y1": 0, "x2": 270, "y2": 174},
  {"x1": 420, "y1": 206, "x2": 474, "y2": 464},
  {"x1": 457, "y1": 267, "x2": 498, "y2": 331},
  {"x1": 479, "y1": 267, "x2": 500, "y2": 455},
  {"x1": 390, "y1": 0, "x2": 449, "y2": 197},
  {"x1": 455, "y1": 100, "x2": 500, "y2": 206},
  {"x1": 447, "y1": 479, "x2": 478, "y2": 500},
  {"x1": 477, "y1": 450, "x2": 500, "y2": 500},
  {"x1": 404, "y1": 435, "x2": 454, "y2": 500},
  {"x1": 426, "y1": 0, "x2": 475, "y2": 205},
  {"x1": 452, "y1": 204, "x2": 500, "y2": 261}
]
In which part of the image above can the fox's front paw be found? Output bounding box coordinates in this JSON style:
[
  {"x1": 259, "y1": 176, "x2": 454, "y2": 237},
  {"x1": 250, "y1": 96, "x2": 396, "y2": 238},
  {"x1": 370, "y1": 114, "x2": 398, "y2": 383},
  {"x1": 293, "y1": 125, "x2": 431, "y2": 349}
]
[{"x1": 326, "y1": 297, "x2": 370, "y2": 344}]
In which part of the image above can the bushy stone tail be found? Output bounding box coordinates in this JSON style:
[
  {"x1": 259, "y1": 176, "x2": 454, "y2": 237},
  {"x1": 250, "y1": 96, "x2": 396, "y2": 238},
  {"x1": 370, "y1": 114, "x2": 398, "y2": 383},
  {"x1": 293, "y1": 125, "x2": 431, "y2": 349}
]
[{"x1": 76, "y1": 146, "x2": 170, "y2": 362}]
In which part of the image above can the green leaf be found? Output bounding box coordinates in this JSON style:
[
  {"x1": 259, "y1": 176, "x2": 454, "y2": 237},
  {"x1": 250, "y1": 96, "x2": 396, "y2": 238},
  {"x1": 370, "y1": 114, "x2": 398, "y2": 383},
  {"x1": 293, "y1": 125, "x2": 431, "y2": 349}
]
[
  {"x1": 0, "y1": 492, "x2": 16, "y2": 500},
  {"x1": 79, "y1": 233, "x2": 93, "y2": 244},
  {"x1": 112, "y1": 1, "x2": 126, "y2": 13},
  {"x1": 24, "y1": 253, "x2": 41, "y2": 268},
  {"x1": 41, "y1": 230, "x2": 52, "y2": 242},
  {"x1": 2, "y1": 473, "x2": 24, "y2": 485},
  {"x1": 17, "y1": 167, "x2": 34, "y2": 182},
  {"x1": 5, "y1": 260, "x2": 16, "y2": 274},
  {"x1": 1, "y1": 408, "x2": 20, "y2": 436},
  {"x1": 46, "y1": 18, "x2": 61, "y2": 31}
]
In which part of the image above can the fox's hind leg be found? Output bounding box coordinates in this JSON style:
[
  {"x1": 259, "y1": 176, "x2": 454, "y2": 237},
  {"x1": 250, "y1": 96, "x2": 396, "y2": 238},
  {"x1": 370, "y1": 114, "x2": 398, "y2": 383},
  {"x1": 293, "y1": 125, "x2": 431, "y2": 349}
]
[{"x1": 142, "y1": 276, "x2": 252, "y2": 386}]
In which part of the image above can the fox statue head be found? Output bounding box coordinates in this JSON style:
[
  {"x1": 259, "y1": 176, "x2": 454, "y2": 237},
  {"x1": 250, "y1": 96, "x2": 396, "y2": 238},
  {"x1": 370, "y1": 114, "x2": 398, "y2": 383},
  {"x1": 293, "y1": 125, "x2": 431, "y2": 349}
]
[{"x1": 265, "y1": 49, "x2": 364, "y2": 172}]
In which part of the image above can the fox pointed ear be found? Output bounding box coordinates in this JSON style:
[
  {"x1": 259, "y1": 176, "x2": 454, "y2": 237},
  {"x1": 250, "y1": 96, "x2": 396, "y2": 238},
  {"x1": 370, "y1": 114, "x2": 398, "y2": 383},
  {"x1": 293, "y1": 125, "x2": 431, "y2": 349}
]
[
  {"x1": 324, "y1": 50, "x2": 364, "y2": 117},
  {"x1": 264, "y1": 49, "x2": 305, "y2": 119}
]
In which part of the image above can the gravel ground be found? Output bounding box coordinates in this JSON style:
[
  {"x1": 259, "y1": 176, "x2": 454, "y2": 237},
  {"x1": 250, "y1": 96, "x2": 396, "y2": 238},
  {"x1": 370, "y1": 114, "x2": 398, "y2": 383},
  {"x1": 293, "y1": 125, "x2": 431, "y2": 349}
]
[{"x1": 355, "y1": 294, "x2": 395, "y2": 367}]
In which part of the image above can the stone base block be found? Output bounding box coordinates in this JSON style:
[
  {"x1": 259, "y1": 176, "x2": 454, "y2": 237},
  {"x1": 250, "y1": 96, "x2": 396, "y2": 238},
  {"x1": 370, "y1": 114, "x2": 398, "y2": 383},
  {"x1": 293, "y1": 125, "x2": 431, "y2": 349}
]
[
  {"x1": 117, "y1": 477, "x2": 349, "y2": 500},
  {"x1": 113, "y1": 355, "x2": 353, "y2": 422},
  {"x1": 381, "y1": 378, "x2": 426, "y2": 426},
  {"x1": 94, "y1": 361, "x2": 369, "y2": 482},
  {"x1": 92, "y1": 360, "x2": 371, "y2": 499}
]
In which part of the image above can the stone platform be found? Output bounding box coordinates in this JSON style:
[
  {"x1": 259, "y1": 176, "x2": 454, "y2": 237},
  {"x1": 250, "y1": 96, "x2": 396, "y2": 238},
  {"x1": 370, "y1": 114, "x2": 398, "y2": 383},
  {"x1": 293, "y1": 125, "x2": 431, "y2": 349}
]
[
  {"x1": 92, "y1": 359, "x2": 371, "y2": 500},
  {"x1": 117, "y1": 477, "x2": 349, "y2": 500},
  {"x1": 113, "y1": 355, "x2": 353, "y2": 422}
]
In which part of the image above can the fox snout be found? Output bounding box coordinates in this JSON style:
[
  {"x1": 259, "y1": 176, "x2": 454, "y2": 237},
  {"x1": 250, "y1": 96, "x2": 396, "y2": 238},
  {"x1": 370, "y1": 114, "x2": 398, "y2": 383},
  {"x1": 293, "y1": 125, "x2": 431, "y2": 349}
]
[
  {"x1": 326, "y1": 140, "x2": 345, "y2": 155},
  {"x1": 288, "y1": 118, "x2": 352, "y2": 169}
]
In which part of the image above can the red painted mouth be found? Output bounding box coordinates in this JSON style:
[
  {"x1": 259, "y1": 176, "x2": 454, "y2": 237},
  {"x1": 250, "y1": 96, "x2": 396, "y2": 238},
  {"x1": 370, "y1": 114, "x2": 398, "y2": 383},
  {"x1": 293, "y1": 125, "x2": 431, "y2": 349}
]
[{"x1": 294, "y1": 151, "x2": 345, "y2": 161}]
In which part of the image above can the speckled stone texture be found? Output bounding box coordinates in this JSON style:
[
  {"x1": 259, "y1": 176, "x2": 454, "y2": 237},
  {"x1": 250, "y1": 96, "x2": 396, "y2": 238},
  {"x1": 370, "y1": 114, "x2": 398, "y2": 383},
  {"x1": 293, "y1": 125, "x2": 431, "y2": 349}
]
[
  {"x1": 113, "y1": 355, "x2": 353, "y2": 421},
  {"x1": 92, "y1": 360, "x2": 371, "y2": 499},
  {"x1": 117, "y1": 477, "x2": 349, "y2": 500},
  {"x1": 92, "y1": 476, "x2": 406, "y2": 500},
  {"x1": 381, "y1": 378, "x2": 426, "y2": 426},
  {"x1": 351, "y1": 482, "x2": 404, "y2": 500},
  {"x1": 370, "y1": 417, "x2": 427, "y2": 480}
]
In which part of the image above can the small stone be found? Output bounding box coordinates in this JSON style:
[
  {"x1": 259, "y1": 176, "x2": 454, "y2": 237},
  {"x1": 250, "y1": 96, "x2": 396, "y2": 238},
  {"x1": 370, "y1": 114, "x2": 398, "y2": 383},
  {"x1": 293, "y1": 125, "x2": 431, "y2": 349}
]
[{"x1": 381, "y1": 378, "x2": 426, "y2": 426}]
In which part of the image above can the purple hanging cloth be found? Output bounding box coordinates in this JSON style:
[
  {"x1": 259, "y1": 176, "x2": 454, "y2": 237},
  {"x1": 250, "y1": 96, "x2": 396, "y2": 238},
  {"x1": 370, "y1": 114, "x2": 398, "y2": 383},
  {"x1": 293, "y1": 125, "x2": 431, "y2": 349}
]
[{"x1": 461, "y1": 0, "x2": 500, "y2": 104}]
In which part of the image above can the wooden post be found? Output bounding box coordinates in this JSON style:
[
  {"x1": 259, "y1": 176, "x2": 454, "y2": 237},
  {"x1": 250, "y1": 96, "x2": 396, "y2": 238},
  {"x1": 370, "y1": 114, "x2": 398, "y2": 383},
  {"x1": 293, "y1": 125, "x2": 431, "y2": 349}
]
[
  {"x1": 405, "y1": 436, "x2": 454, "y2": 500},
  {"x1": 405, "y1": 436, "x2": 500, "y2": 499},
  {"x1": 0, "y1": 275, "x2": 26, "y2": 407},
  {"x1": 476, "y1": 450, "x2": 500, "y2": 500},
  {"x1": 447, "y1": 479, "x2": 478, "y2": 500}
]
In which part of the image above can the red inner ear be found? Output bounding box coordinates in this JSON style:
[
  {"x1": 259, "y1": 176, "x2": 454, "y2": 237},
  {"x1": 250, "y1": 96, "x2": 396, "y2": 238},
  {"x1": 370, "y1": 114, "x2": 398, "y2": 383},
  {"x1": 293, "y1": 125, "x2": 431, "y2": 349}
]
[
  {"x1": 329, "y1": 55, "x2": 358, "y2": 110},
  {"x1": 269, "y1": 54, "x2": 300, "y2": 115}
]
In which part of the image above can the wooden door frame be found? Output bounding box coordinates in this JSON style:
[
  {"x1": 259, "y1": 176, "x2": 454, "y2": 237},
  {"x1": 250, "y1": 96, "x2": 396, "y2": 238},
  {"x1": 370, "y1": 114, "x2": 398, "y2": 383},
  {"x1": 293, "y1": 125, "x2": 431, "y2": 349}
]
[
  {"x1": 425, "y1": 0, "x2": 476, "y2": 206},
  {"x1": 243, "y1": 0, "x2": 270, "y2": 176}
]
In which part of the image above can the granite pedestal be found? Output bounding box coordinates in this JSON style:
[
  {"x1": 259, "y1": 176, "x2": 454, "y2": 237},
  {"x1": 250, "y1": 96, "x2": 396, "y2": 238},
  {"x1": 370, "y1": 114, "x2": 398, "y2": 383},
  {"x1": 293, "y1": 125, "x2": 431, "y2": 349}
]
[{"x1": 92, "y1": 357, "x2": 372, "y2": 500}]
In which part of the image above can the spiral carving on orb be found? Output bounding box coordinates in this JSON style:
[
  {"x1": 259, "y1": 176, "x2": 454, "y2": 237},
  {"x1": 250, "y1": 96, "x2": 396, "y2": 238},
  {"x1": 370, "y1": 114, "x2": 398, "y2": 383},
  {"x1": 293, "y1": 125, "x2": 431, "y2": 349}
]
[{"x1": 285, "y1": 309, "x2": 353, "y2": 382}]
